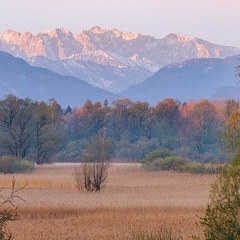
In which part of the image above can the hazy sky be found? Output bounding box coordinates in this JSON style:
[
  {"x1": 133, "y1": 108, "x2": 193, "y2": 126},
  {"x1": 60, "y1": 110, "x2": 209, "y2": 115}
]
[{"x1": 1, "y1": 0, "x2": 240, "y2": 46}]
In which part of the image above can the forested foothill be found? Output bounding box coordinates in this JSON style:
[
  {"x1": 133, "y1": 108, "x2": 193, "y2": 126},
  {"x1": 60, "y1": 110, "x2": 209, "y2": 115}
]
[{"x1": 0, "y1": 94, "x2": 238, "y2": 166}]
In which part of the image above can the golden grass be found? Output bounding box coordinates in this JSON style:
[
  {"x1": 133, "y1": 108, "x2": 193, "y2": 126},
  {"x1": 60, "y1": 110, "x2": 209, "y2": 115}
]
[{"x1": 0, "y1": 164, "x2": 215, "y2": 239}]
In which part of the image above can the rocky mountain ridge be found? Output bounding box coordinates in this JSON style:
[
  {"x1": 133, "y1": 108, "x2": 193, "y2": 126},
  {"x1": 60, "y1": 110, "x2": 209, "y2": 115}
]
[
  {"x1": 123, "y1": 55, "x2": 240, "y2": 104},
  {"x1": 27, "y1": 56, "x2": 150, "y2": 93},
  {"x1": 1, "y1": 51, "x2": 240, "y2": 107},
  {"x1": 0, "y1": 51, "x2": 118, "y2": 107},
  {"x1": 1, "y1": 27, "x2": 240, "y2": 93},
  {"x1": 1, "y1": 26, "x2": 240, "y2": 69}
]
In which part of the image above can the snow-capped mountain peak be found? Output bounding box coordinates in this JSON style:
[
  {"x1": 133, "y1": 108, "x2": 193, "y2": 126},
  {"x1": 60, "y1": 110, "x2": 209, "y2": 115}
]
[
  {"x1": 85, "y1": 26, "x2": 139, "y2": 41},
  {"x1": 111, "y1": 28, "x2": 139, "y2": 40},
  {"x1": 1, "y1": 26, "x2": 239, "y2": 65},
  {"x1": 1, "y1": 26, "x2": 240, "y2": 93},
  {"x1": 55, "y1": 27, "x2": 73, "y2": 36},
  {"x1": 41, "y1": 27, "x2": 74, "y2": 38},
  {"x1": 164, "y1": 33, "x2": 193, "y2": 43},
  {"x1": 88, "y1": 26, "x2": 106, "y2": 34}
]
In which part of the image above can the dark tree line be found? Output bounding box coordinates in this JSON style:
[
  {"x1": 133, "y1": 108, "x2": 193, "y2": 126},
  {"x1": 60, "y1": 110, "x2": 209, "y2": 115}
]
[
  {"x1": 0, "y1": 95, "x2": 62, "y2": 164},
  {"x1": 0, "y1": 95, "x2": 235, "y2": 163}
]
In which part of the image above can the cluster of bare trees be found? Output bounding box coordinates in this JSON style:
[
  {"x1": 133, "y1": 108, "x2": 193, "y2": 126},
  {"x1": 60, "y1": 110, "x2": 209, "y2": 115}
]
[
  {"x1": 0, "y1": 95, "x2": 63, "y2": 164},
  {"x1": 0, "y1": 94, "x2": 237, "y2": 163}
]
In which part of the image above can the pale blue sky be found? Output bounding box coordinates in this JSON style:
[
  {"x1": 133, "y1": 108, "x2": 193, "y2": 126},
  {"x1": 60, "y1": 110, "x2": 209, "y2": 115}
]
[{"x1": 1, "y1": 0, "x2": 240, "y2": 46}]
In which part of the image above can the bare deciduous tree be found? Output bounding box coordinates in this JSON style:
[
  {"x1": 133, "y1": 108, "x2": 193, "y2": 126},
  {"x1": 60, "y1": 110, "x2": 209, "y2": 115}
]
[
  {"x1": 0, "y1": 95, "x2": 33, "y2": 159},
  {"x1": 0, "y1": 177, "x2": 26, "y2": 239},
  {"x1": 74, "y1": 132, "x2": 112, "y2": 192},
  {"x1": 33, "y1": 99, "x2": 63, "y2": 164}
]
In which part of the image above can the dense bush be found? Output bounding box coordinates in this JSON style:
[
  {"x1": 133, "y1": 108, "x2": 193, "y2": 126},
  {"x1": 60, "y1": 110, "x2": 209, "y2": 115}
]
[
  {"x1": 199, "y1": 158, "x2": 240, "y2": 239},
  {"x1": 143, "y1": 156, "x2": 187, "y2": 172},
  {"x1": 143, "y1": 150, "x2": 220, "y2": 174},
  {"x1": 0, "y1": 156, "x2": 34, "y2": 173}
]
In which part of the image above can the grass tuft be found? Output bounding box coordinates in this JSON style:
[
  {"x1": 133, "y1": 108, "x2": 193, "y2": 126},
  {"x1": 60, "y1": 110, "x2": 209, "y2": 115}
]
[{"x1": 132, "y1": 225, "x2": 183, "y2": 240}]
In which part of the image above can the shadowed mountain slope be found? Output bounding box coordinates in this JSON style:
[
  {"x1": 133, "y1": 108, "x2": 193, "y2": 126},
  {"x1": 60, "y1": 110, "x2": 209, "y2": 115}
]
[
  {"x1": 0, "y1": 51, "x2": 118, "y2": 107},
  {"x1": 122, "y1": 55, "x2": 240, "y2": 104}
]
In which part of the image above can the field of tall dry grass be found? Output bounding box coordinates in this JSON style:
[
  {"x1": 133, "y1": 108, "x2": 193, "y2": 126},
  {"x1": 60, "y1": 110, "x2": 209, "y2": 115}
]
[{"x1": 0, "y1": 164, "x2": 215, "y2": 239}]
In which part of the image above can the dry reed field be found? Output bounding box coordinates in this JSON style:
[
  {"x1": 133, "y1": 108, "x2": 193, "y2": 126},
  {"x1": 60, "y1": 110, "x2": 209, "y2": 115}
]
[{"x1": 0, "y1": 164, "x2": 216, "y2": 239}]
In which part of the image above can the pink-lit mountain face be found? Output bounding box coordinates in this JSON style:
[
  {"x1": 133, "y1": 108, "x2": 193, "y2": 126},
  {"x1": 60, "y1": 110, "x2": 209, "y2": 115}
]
[
  {"x1": 1, "y1": 26, "x2": 240, "y2": 92},
  {"x1": 1, "y1": 26, "x2": 240, "y2": 68}
]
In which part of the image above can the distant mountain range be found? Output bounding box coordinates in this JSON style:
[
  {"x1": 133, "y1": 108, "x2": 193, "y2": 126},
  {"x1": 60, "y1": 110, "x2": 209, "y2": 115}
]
[
  {"x1": 0, "y1": 51, "x2": 118, "y2": 107},
  {"x1": 26, "y1": 56, "x2": 150, "y2": 93},
  {"x1": 123, "y1": 55, "x2": 240, "y2": 104},
  {"x1": 0, "y1": 51, "x2": 239, "y2": 107},
  {"x1": 1, "y1": 27, "x2": 240, "y2": 92}
]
